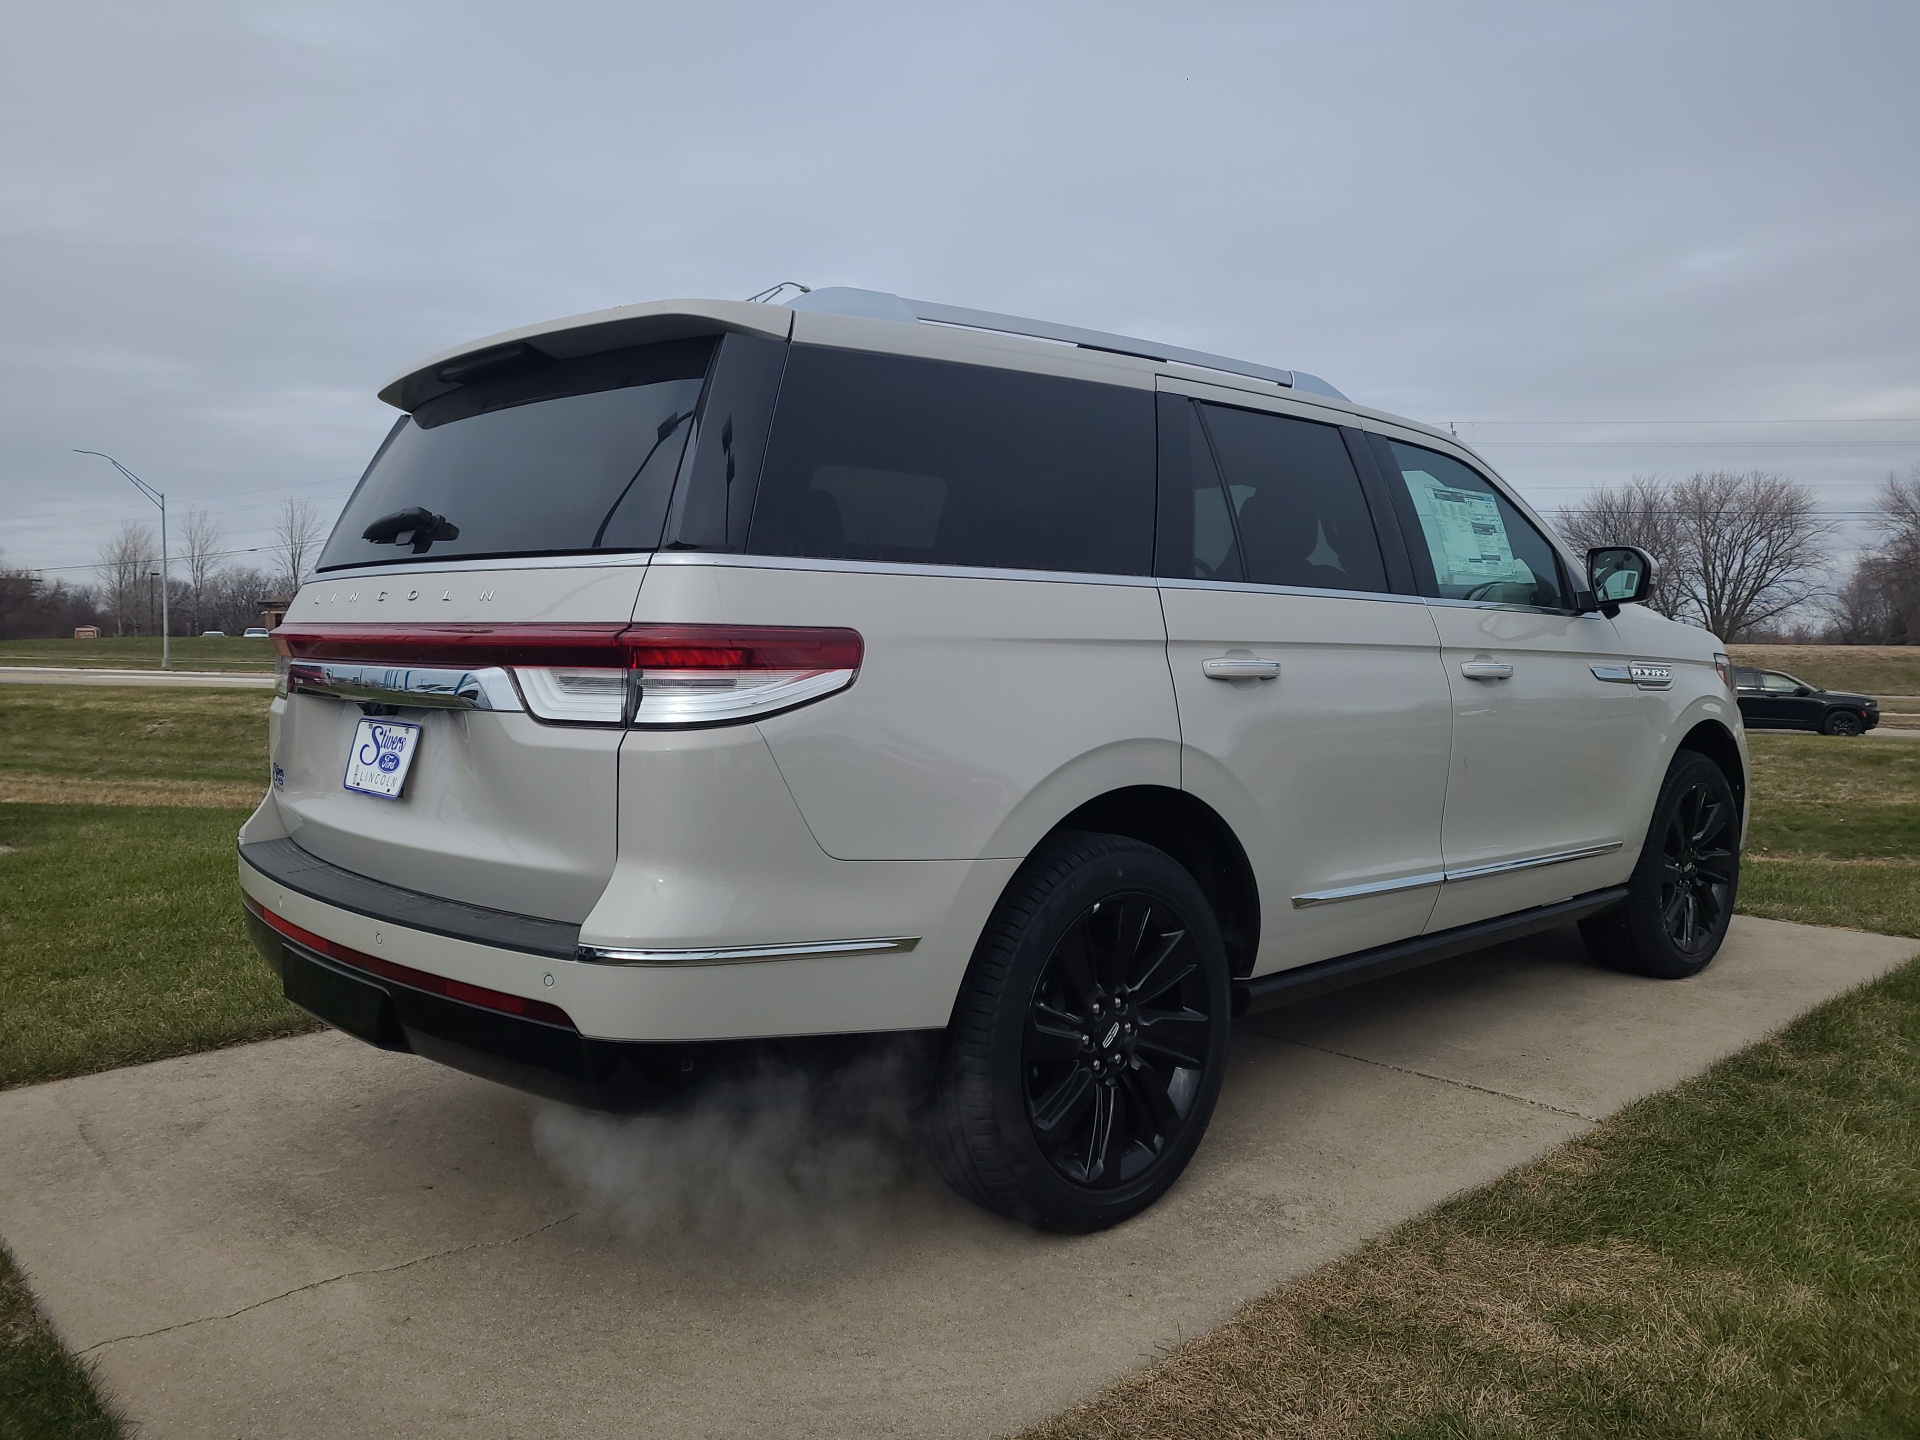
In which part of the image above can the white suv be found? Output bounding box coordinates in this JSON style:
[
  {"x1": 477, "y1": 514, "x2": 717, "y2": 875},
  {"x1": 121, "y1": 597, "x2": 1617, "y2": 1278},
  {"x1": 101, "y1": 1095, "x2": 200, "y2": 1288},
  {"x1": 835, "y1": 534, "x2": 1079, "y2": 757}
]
[{"x1": 239, "y1": 288, "x2": 1747, "y2": 1231}]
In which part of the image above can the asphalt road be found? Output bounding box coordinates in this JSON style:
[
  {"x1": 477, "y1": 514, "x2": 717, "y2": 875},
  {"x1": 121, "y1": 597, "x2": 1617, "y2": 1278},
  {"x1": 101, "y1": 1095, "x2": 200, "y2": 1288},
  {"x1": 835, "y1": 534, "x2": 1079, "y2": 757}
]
[{"x1": 0, "y1": 916, "x2": 1911, "y2": 1438}]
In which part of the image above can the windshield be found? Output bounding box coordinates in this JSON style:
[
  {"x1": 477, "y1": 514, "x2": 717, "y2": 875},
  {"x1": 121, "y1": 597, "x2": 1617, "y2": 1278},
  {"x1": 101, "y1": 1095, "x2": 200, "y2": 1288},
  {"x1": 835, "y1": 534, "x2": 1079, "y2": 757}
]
[{"x1": 317, "y1": 338, "x2": 714, "y2": 570}]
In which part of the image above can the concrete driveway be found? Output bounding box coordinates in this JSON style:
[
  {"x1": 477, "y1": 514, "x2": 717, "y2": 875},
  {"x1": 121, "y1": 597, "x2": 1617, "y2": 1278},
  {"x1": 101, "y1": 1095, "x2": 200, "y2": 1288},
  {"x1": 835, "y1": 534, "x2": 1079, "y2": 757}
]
[{"x1": 0, "y1": 915, "x2": 1910, "y2": 1439}]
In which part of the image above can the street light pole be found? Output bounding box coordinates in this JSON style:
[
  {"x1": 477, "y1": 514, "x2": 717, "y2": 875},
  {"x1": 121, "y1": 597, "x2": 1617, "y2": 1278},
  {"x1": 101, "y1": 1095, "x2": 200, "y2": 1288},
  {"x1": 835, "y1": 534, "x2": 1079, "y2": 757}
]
[{"x1": 76, "y1": 450, "x2": 170, "y2": 671}]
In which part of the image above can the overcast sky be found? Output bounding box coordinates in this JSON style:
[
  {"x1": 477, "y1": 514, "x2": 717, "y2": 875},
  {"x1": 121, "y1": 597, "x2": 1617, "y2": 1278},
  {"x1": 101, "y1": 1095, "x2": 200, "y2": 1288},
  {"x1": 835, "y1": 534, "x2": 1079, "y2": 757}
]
[{"x1": 3, "y1": 0, "x2": 1916, "y2": 583}]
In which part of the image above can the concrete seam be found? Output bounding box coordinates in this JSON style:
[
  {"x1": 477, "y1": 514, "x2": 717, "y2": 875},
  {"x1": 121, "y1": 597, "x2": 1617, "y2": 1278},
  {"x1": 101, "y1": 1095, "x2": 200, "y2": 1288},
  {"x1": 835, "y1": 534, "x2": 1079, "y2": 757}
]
[
  {"x1": 77, "y1": 1209, "x2": 580, "y2": 1356},
  {"x1": 1280, "y1": 1038, "x2": 1603, "y2": 1122}
]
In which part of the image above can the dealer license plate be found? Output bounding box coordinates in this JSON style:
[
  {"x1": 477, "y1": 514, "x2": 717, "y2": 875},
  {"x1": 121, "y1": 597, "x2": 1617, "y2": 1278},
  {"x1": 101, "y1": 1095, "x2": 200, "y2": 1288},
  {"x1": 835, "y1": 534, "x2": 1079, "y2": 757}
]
[{"x1": 343, "y1": 719, "x2": 421, "y2": 800}]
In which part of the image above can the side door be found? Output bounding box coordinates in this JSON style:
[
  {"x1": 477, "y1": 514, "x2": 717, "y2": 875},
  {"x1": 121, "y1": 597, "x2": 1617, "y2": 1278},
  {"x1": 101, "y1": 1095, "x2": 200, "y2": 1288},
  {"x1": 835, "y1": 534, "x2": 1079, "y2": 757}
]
[
  {"x1": 1733, "y1": 668, "x2": 1775, "y2": 728},
  {"x1": 1366, "y1": 430, "x2": 1664, "y2": 932},
  {"x1": 1157, "y1": 385, "x2": 1452, "y2": 973},
  {"x1": 1767, "y1": 672, "x2": 1824, "y2": 729}
]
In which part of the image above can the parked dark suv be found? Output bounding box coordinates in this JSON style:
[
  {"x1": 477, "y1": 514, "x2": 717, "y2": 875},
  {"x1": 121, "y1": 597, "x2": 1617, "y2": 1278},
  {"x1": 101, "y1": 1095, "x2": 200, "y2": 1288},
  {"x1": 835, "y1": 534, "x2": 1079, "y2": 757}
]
[{"x1": 1733, "y1": 668, "x2": 1878, "y2": 735}]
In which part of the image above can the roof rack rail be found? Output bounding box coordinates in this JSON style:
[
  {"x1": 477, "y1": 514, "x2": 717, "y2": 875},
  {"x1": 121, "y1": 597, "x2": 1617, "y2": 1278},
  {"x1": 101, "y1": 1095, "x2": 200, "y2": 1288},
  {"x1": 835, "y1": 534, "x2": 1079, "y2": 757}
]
[{"x1": 786, "y1": 287, "x2": 1348, "y2": 401}]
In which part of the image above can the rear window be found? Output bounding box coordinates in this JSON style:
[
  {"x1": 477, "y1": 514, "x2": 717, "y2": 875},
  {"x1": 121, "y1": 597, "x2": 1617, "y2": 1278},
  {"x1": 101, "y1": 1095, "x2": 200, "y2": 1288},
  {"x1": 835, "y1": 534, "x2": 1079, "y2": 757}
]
[
  {"x1": 747, "y1": 346, "x2": 1156, "y2": 576},
  {"x1": 317, "y1": 339, "x2": 715, "y2": 570}
]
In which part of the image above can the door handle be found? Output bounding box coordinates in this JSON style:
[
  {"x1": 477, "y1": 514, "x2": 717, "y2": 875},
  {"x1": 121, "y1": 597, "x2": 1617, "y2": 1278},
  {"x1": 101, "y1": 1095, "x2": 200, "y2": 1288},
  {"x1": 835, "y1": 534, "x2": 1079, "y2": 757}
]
[
  {"x1": 1460, "y1": 660, "x2": 1513, "y2": 681},
  {"x1": 1203, "y1": 656, "x2": 1282, "y2": 681}
]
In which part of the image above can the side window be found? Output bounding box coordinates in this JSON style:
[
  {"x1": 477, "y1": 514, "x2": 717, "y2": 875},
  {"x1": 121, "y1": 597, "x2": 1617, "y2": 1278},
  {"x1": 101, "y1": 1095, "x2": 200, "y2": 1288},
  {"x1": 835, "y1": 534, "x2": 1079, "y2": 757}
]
[
  {"x1": 749, "y1": 347, "x2": 1156, "y2": 576},
  {"x1": 1153, "y1": 394, "x2": 1243, "y2": 582},
  {"x1": 1376, "y1": 439, "x2": 1570, "y2": 609},
  {"x1": 1193, "y1": 402, "x2": 1389, "y2": 593},
  {"x1": 1759, "y1": 672, "x2": 1799, "y2": 693},
  {"x1": 1733, "y1": 668, "x2": 1763, "y2": 690}
]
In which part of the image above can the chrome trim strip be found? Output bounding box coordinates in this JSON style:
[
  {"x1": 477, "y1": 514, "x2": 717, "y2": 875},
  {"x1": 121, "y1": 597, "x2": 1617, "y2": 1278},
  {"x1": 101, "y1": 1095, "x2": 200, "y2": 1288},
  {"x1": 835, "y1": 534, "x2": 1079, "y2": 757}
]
[
  {"x1": 645, "y1": 551, "x2": 1157, "y2": 588},
  {"x1": 576, "y1": 935, "x2": 921, "y2": 967},
  {"x1": 1156, "y1": 575, "x2": 1420, "y2": 605},
  {"x1": 1592, "y1": 663, "x2": 1674, "y2": 689},
  {"x1": 1293, "y1": 843, "x2": 1626, "y2": 908},
  {"x1": 1443, "y1": 842, "x2": 1623, "y2": 883},
  {"x1": 1292, "y1": 870, "x2": 1447, "y2": 908},
  {"x1": 287, "y1": 662, "x2": 523, "y2": 711}
]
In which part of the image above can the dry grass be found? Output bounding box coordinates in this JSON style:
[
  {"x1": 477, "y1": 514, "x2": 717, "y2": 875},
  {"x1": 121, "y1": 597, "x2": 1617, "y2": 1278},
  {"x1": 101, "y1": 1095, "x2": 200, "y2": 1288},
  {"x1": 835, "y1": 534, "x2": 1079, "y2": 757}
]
[
  {"x1": 1024, "y1": 960, "x2": 1920, "y2": 1439},
  {"x1": 0, "y1": 775, "x2": 264, "y2": 807},
  {"x1": 1727, "y1": 644, "x2": 1920, "y2": 698}
]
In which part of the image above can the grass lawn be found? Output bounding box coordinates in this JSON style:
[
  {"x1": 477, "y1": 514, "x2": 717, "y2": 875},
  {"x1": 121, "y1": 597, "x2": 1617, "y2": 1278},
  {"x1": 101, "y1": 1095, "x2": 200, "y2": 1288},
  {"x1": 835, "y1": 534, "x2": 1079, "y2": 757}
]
[
  {"x1": 0, "y1": 636, "x2": 278, "y2": 671},
  {"x1": 0, "y1": 804, "x2": 317, "y2": 1090},
  {"x1": 1728, "y1": 644, "x2": 1920, "y2": 701},
  {"x1": 2, "y1": 683, "x2": 1917, "y2": 1436},
  {"x1": 0, "y1": 687, "x2": 270, "y2": 807}
]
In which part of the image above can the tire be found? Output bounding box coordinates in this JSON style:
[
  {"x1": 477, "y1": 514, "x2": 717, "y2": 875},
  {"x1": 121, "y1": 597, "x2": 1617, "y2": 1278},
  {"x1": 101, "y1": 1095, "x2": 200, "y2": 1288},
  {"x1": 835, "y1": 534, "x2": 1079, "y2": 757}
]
[
  {"x1": 1822, "y1": 710, "x2": 1864, "y2": 737},
  {"x1": 1579, "y1": 751, "x2": 1740, "y2": 979},
  {"x1": 918, "y1": 831, "x2": 1231, "y2": 1232}
]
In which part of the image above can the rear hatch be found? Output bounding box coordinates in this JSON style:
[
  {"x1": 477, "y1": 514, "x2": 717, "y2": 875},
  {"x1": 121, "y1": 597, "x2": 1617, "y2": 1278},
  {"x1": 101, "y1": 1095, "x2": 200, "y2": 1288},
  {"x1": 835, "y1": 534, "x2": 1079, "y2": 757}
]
[{"x1": 269, "y1": 319, "x2": 782, "y2": 922}]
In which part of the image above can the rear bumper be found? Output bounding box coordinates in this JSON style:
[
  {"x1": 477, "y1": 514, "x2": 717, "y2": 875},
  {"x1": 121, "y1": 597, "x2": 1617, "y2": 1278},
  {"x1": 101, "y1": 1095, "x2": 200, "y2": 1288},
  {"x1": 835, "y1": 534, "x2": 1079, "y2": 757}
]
[{"x1": 242, "y1": 900, "x2": 920, "y2": 1110}]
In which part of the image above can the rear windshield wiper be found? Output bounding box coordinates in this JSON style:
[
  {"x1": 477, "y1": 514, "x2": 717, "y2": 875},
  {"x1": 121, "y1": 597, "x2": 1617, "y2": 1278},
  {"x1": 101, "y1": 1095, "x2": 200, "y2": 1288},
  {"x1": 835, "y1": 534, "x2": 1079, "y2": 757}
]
[{"x1": 362, "y1": 507, "x2": 460, "y2": 554}]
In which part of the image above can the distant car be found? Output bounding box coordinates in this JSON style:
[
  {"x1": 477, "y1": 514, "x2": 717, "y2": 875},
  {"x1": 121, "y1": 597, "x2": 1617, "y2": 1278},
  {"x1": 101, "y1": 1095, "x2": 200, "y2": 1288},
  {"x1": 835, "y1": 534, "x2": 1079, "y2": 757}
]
[
  {"x1": 201, "y1": 630, "x2": 226, "y2": 638},
  {"x1": 1733, "y1": 667, "x2": 1878, "y2": 735},
  {"x1": 242, "y1": 627, "x2": 272, "y2": 638}
]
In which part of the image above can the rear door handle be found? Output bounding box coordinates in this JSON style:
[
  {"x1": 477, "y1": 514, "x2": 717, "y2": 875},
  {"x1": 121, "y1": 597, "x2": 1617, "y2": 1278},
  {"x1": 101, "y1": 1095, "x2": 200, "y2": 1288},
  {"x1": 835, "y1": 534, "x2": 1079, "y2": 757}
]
[
  {"x1": 1460, "y1": 660, "x2": 1514, "y2": 681},
  {"x1": 1203, "y1": 656, "x2": 1282, "y2": 681}
]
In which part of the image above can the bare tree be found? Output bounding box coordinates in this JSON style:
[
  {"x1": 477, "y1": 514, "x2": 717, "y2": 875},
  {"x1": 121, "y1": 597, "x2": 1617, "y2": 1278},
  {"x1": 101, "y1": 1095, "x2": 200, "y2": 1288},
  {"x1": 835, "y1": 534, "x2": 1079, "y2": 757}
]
[
  {"x1": 97, "y1": 521, "x2": 157, "y2": 635},
  {"x1": 181, "y1": 507, "x2": 224, "y2": 635},
  {"x1": 1668, "y1": 470, "x2": 1832, "y2": 641},
  {"x1": 1829, "y1": 465, "x2": 1920, "y2": 644},
  {"x1": 1555, "y1": 470, "x2": 1831, "y2": 640},
  {"x1": 273, "y1": 498, "x2": 325, "y2": 596},
  {"x1": 1555, "y1": 476, "x2": 1687, "y2": 618}
]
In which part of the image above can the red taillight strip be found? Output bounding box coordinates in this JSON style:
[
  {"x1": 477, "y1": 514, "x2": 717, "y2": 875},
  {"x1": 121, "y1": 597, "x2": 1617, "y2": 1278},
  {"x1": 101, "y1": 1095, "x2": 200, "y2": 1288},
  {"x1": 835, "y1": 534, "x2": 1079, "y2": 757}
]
[
  {"x1": 273, "y1": 622, "x2": 862, "y2": 671},
  {"x1": 244, "y1": 894, "x2": 576, "y2": 1029}
]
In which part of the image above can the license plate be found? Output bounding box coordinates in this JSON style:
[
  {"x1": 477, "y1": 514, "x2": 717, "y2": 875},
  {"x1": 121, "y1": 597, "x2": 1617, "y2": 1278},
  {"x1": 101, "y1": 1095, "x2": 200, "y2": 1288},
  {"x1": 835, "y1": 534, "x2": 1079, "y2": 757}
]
[{"x1": 343, "y1": 719, "x2": 421, "y2": 800}]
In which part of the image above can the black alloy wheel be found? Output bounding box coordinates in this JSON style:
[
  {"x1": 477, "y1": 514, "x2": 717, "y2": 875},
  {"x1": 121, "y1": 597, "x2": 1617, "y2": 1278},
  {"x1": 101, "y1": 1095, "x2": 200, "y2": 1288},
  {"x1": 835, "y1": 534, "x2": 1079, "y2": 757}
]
[
  {"x1": 1023, "y1": 893, "x2": 1212, "y2": 1189},
  {"x1": 1823, "y1": 709, "x2": 1864, "y2": 737},
  {"x1": 1580, "y1": 750, "x2": 1740, "y2": 979},
  {"x1": 919, "y1": 832, "x2": 1231, "y2": 1232},
  {"x1": 1655, "y1": 776, "x2": 1737, "y2": 956}
]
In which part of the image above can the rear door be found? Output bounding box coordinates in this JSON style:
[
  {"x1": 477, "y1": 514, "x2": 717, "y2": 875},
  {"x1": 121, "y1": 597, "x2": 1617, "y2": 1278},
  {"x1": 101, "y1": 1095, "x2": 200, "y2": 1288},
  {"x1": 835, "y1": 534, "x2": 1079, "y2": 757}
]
[
  {"x1": 1157, "y1": 384, "x2": 1452, "y2": 972},
  {"x1": 1367, "y1": 432, "x2": 1659, "y2": 931}
]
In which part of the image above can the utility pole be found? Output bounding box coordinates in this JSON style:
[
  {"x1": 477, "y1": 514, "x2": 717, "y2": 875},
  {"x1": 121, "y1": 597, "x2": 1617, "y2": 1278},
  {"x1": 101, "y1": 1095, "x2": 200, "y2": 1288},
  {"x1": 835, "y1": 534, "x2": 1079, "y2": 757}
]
[{"x1": 76, "y1": 450, "x2": 170, "y2": 670}]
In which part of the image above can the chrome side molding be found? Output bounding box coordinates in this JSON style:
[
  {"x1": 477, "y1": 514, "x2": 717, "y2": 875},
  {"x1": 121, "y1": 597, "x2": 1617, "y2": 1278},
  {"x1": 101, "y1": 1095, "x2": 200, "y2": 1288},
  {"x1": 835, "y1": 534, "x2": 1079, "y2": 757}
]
[
  {"x1": 1592, "y1": 662, "x2": 1674, "y2": 690},
  {"x1": 286, "y1": 661, "x2": 523, "y2": 711},
  {"x1": 1442, "y1": 842, "x2": 1624, "y2": 883},
  {"x1": 1292, "y1": 843, "x2": 1623, "y2": 908},
  {"x1": 577, "y1": 935, "x2": 921, "y2": 967}
]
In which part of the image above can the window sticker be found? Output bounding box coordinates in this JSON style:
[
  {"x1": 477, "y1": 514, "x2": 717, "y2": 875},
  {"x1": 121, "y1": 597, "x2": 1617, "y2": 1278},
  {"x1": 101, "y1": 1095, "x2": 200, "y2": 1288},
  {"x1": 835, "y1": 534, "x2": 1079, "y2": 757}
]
[{"x1": 1401, "y1": 470, "x2": 1536, "y2": 588}]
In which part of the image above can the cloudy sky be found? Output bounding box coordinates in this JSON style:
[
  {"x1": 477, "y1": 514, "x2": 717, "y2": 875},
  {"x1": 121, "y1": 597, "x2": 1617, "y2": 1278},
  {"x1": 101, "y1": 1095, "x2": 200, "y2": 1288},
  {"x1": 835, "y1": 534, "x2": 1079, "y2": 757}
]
[{"x1": 3, "y1": 0, "x2": 1916, "y2": 584}]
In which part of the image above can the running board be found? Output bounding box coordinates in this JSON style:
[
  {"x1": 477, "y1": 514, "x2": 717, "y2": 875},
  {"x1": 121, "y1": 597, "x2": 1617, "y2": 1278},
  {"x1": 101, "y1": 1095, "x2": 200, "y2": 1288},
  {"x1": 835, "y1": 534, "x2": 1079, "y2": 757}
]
[{"x1": 1231, "y1": 886, "x2": 1628, "y2": 1017}]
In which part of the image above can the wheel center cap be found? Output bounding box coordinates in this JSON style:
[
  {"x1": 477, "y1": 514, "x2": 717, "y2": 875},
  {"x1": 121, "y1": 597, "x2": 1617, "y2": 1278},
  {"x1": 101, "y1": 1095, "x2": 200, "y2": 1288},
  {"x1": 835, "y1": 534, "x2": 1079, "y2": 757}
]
[{"x1": 1100, "y1": 1020, "x2": 1121, "y2": 1050}]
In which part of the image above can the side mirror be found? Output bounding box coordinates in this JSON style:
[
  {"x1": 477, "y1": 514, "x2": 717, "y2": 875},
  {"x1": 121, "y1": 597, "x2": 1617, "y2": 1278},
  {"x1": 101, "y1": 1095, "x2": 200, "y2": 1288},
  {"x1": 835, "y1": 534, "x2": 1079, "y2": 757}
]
[
  {"x1": 1795, "y1": 686, "x2": 1813, "y2": 697},
  {"x1": 1587, "y1": 546, "x2": 1656, "y2": 617}
]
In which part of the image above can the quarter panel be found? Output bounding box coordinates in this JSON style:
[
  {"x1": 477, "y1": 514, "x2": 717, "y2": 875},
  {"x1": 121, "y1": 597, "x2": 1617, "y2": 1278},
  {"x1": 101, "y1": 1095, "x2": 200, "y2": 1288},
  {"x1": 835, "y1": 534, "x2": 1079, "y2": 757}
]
[{"x1": 638, "y1": 558, "x2": 1180, "y2": 860}]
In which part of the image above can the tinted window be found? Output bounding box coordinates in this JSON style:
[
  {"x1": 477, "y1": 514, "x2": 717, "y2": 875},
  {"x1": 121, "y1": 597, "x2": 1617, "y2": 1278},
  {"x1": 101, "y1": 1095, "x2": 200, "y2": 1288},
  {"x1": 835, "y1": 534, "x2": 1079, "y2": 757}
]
[
  {"x1": 749, "y1": 347, "x2": 1156, "y2": 576},
  {"x1": 1378, "y1": 440, "x2": 1569, "y2": 608},
  {"x1": 1733, "y1": 668, "x2": 1763, "y2": 689},
  {"x1": 1760, "y1": 672, "x2": 1802, "y2": 693},
  {"x1": 319, "y1": 340, "x2": 713, "y2": 570},
  {"x1": 1153, "y1": 394, "x2": 1243, "y2": 581},
  {"x1": 1195, "y1": 403, "x2": 1387, "y2": 593}
]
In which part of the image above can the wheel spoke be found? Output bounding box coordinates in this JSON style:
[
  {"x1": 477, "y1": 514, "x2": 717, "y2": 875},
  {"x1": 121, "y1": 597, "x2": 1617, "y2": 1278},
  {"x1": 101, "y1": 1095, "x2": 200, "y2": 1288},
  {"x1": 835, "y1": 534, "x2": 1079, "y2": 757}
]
[
  {"x1": 1121, "y1": 1063, "x2": 1180, "y2": 1144},
  {"x1": 1051, "y1": 921, "x2": 1100, "y2": 1009},
  {"x1": 1127, "y1": 926, "x2": 1192, "y2": 1004},
  {"x1": 1083, "y1": 1083, "x2": 1118, "y2": 1179},
  {"x1": 1090, "y1": 1083, "x2": 1131, "y2": 1184},
  {"x1": 1694, "y1": 846, "x2": 1737, "y2": 883},
  {"x1": 1691, "y1": 794, "x2": 1725, "y2": 847},
  {"x1": 1135, "y1": 1008, "x2": 1208, "y2": 1068},
  {"x1": 1031, "y1": 1067, "x2": 1095, "y2": 1141},
  {"x1": 1661, "y1": 885, "x2": 1687, "y2": 934},
  {"x1": 1026, "y1": 1002, "x2": 1085, "y2": 1063}
]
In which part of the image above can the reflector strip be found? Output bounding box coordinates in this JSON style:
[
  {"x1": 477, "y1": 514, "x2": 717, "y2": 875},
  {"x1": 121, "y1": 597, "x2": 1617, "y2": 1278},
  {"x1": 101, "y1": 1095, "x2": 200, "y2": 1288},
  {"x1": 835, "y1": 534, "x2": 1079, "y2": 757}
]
[
  {"x1": 273, "y1": 622, "x2": 863, "y2": 671},
  {"x1": 244, "y1": 894, "x2": 576, "y2": 1029}
]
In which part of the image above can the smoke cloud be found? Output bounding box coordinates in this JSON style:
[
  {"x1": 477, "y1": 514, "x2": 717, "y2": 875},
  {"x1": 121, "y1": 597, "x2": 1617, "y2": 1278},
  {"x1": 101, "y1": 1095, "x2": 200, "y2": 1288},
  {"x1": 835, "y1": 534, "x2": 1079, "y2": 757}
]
[{"x1": 532, "y1": 1041, "x2": 932, "y2": 1256}]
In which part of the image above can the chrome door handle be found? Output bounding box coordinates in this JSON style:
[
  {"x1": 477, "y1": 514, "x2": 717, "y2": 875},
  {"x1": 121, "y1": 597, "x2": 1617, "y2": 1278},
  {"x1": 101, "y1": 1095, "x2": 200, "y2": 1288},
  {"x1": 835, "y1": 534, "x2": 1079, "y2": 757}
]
[
  {"x1": 1460, "y1": 660, "x2": 1514, "y2": 681},
  {"x1": 1202, "y1": 656, "x2": 1282, "y2": 681}
]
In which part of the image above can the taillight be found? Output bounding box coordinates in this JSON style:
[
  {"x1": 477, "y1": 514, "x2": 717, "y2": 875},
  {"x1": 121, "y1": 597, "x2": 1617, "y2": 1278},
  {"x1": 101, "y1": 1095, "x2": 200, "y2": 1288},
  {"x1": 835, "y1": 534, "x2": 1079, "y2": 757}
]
[
  {"x1": 1713, "y1": 652, "x2": 1733, "y2": 691},
  {"x1": 273, "y1": 623, "x2": 862, "y2": 728}
]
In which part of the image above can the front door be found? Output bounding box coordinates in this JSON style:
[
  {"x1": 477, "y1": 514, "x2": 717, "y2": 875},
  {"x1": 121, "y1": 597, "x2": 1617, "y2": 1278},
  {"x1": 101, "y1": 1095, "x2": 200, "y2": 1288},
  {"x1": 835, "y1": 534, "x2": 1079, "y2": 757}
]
[
  {"x1": 1156, "y1": 387, "x2": 1452, "y2": 973},
  {"x1": 1367, "y1": 432, "x2": 1663, "y2": 931}
]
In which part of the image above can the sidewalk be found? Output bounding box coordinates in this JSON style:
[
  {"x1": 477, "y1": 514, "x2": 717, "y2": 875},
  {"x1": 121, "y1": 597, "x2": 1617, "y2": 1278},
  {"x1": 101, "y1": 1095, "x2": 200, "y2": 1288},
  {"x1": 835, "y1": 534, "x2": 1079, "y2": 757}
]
[{"x1": 0, "y1": 916, "x2": 1910, "y2": 1439}]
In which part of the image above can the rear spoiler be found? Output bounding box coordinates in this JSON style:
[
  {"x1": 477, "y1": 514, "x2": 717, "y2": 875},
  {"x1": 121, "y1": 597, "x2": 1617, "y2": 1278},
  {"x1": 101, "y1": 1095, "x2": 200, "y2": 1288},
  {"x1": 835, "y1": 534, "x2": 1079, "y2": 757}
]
[{"x1": 377, "y1": 299, "x2": 793, "y2": 413}]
